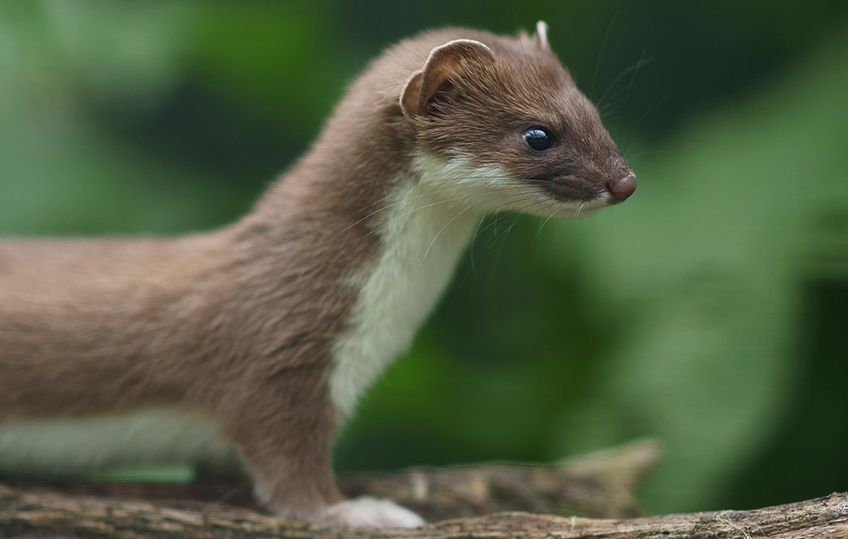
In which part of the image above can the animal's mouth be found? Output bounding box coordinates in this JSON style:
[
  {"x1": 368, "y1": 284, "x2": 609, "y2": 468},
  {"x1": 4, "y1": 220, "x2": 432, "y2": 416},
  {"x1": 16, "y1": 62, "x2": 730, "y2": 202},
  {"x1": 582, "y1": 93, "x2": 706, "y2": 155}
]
[
  {"x1": 534, "y1": 171, "x2": 635, "y2": 209},
  {"x1": 536, "y1": 179, "x2": 604, "y2": 206},
  {"x1": 521, "y1": 191, "x2": 609, "y2": 219}
]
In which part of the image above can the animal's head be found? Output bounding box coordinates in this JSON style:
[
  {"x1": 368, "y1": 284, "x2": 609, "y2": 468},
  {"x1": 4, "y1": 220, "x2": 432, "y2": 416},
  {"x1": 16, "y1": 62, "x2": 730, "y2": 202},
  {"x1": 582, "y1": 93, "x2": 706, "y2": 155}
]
[{"x1": 400, "y1": 22, "x2": 635, "y2": 218}]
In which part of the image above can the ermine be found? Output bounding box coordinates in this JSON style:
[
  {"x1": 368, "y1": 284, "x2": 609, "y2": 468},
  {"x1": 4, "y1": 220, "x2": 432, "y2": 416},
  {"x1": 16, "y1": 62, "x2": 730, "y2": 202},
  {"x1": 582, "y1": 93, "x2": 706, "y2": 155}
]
[{"x1": 0, "y1": 22, "x2": 635, "y2": 527}]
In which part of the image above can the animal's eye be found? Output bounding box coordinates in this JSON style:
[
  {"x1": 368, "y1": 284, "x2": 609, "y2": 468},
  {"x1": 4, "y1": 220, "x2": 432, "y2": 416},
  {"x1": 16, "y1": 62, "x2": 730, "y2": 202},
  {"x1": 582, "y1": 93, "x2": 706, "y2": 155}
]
[{"x1": 523, "y1": 127, "x2": 554, "y2": 152}]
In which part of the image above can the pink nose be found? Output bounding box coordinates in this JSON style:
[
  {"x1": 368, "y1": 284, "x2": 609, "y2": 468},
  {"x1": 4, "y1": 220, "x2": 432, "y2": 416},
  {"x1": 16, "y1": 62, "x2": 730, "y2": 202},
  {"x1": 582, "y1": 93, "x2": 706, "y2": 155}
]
[{"x1": 608, "y1": 174, "x2": 636, "y2": 203}]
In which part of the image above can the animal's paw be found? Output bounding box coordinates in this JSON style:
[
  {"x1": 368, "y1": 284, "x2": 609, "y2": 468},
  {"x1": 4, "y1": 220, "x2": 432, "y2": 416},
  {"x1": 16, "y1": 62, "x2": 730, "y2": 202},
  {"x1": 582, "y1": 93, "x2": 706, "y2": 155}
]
[{"x1": 324, "y1": 496, "x2": 425, "y2": 528}]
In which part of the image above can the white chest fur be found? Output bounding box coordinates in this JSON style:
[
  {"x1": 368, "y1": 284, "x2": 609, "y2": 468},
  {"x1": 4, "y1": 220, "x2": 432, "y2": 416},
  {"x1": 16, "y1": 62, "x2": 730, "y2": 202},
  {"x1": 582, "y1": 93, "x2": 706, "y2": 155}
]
[{"x1": 329, "y1": 161, "x2": 490, "y2": 418}]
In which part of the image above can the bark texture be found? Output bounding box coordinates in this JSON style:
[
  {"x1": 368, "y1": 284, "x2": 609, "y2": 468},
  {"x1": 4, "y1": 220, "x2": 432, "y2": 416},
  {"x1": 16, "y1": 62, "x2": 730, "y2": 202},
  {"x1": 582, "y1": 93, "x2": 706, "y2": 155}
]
[{"x1": 2, "y1": 439, "x2": 844, "y2": 538}]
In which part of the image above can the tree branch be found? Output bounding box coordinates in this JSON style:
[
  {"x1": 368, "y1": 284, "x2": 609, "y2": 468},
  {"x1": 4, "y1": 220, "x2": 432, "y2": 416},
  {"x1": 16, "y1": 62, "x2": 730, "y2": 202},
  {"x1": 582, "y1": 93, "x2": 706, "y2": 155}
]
[{"x1": 2, "y1": 439, "x2": 844, "y2": 538}]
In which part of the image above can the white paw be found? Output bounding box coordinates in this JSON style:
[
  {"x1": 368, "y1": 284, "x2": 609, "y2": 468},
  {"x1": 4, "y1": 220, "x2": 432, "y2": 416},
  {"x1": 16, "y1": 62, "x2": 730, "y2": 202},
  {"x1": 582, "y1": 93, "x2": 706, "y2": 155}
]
[{"x1": 324, "y1": 496, "x2": 425, "y2": 528}]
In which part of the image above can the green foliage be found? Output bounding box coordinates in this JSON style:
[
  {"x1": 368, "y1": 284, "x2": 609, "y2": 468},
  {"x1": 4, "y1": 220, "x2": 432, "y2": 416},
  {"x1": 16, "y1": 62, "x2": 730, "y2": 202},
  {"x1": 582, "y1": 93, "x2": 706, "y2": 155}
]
[{"x1": 1, "y1": 0, "x2": 847, "y2": 516}]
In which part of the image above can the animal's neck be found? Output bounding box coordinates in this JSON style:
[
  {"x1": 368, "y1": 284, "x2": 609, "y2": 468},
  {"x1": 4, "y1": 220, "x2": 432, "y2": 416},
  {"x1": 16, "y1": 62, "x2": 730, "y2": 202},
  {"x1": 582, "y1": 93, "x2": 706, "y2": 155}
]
[{"x1": 329, "y1": 171, "x2": 482, "y2": 417}]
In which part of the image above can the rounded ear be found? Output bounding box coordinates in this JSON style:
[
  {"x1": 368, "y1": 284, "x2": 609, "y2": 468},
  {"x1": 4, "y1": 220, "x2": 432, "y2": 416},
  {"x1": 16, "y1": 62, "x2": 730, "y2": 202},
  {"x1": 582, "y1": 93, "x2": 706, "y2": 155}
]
[
  {"x1": 400, "y1": 39, "x2": 495, "y2": 119},
  {"x1": 400, "y1": 71, "x2": 425, "y2": 119}
]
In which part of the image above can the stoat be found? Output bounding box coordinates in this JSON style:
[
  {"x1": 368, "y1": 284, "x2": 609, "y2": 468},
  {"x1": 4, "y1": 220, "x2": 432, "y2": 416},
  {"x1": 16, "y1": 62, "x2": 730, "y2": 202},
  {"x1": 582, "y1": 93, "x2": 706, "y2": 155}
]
[{"x1": 0, "y1": 22, "x2": 635, "y2": 527}]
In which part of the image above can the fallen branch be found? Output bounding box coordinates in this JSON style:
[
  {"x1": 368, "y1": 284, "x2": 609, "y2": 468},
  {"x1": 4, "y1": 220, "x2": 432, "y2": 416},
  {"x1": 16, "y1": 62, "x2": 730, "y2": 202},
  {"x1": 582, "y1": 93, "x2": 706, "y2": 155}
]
[
  {"x1": 9, "y1": 438, "x2": 660, "y2": 522},
  {"x1": 2, "y1": 484, "x2": 847, "y2": 539},
  {"x1": 3, "y1": 439, "x2": 843, "y2": 538}
]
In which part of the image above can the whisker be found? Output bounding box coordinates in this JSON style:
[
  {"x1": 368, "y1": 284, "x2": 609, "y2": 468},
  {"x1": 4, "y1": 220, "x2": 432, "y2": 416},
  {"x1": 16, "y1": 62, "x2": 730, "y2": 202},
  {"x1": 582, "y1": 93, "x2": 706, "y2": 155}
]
[
  {"x1": 418, "y1": 197, "x2": 485, "y2": 268},
  {"x1": 361, "y1": 175, "x2": 562, "y2": 228},
  {"x1": 591, "y1": 3, "x2": 622, "y2": 103},
  {"x1": 533, "y1": 200, "x2": 563, "y2": 246},
  {"x1": 417, "y1": 187, "x2": 557, "y2": 274},
  {"x1": 466, "y1": 213, "x2": 489, "y2": 283},
  {"x1": 346, "y1": 181, "x2": 481, "y2": 234},
  {"x1": 347, "y1": 173, "x2": 593, "y2": 278},
  {"x1": 356, "y1": 173, "x2": 529, "y2": 223},
  {"x1": 373, "y1": 181, "x2": 556, "y2": 237},
  {"x1": 497, "y1": 214, "x2": 529, "y2": 245},
  {"x1": 366, "y1": 185, "x2": 514, "y2": 237},
  {"x1": 487, "y1": 195, "x2": 556, "y2": 246},
  {"x1": 598, "y1": 55, "x2": 652, "y2": 115},
  {"x1": 625, "y1": 148, "x2": 668, "y2": 163},
  {"x1": 360, "y1": 175, "x2": 558, "y2": 233},
  {"x1": 624, "y1": 94, "x2": 669, "y2": 158},
  {"x1": 576, "y1": 201, "x2": 587, "y2": 219},
  {"x1": 473, "y1": 193, "x2": 547, "y2": 245},
  {"x1": 620, "y1": 50, "x2": 648, "y2": 154},
  {"x1": 474, "y1": 213, "x2": 506, "y2": 242}
]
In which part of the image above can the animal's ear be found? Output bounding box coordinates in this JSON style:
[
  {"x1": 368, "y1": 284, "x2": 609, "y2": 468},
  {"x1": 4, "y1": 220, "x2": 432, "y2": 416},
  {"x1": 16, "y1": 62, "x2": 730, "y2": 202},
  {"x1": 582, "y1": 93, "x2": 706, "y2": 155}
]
[
  {"x1": 400, "y1": 39, "x2": 495, "y2": 119},
  {"x1": 532, "y1": 21, "x2": 550, "y2": 50}
]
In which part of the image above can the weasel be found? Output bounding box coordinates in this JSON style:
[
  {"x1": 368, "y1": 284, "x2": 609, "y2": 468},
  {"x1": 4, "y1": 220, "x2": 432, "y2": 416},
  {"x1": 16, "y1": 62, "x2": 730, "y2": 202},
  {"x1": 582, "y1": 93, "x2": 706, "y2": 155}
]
[{"x1": 0, "y1": 22, "x2": 635, "y2": 527}]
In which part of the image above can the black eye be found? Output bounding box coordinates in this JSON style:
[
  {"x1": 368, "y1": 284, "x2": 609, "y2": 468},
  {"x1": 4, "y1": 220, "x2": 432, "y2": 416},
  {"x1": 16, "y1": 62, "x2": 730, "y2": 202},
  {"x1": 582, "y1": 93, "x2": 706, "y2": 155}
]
[{"x1": 523, "y1": 127, "x2": 554, "y2": 152}]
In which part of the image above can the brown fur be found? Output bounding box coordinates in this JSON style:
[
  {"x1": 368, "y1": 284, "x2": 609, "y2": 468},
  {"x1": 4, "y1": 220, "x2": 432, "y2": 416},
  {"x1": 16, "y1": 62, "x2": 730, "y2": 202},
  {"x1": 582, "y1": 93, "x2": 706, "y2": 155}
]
[{"x1": 0, "y1": 26, "x2": 633, "y2": 523}]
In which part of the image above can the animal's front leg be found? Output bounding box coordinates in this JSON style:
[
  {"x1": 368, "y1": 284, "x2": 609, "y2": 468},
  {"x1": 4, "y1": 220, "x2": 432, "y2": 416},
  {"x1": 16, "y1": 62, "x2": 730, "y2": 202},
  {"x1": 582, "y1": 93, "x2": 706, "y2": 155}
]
[{"x1": 221, "y1": 367, "x2": 424, "y2": 527}]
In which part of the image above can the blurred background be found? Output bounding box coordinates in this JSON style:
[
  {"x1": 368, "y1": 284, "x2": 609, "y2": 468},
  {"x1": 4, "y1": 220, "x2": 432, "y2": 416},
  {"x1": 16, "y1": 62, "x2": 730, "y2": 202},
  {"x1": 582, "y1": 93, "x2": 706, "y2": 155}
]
[{"x1": 1, "y1": 0, "x2": 847, "y2": 516}]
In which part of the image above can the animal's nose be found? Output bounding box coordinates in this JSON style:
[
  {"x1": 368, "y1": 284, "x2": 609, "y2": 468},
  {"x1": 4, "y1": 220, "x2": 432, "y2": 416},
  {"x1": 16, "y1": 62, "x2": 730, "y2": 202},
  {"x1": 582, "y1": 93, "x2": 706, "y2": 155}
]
[{"x1": 608, "y1": 174, "x2": 636, "y2": 203}]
